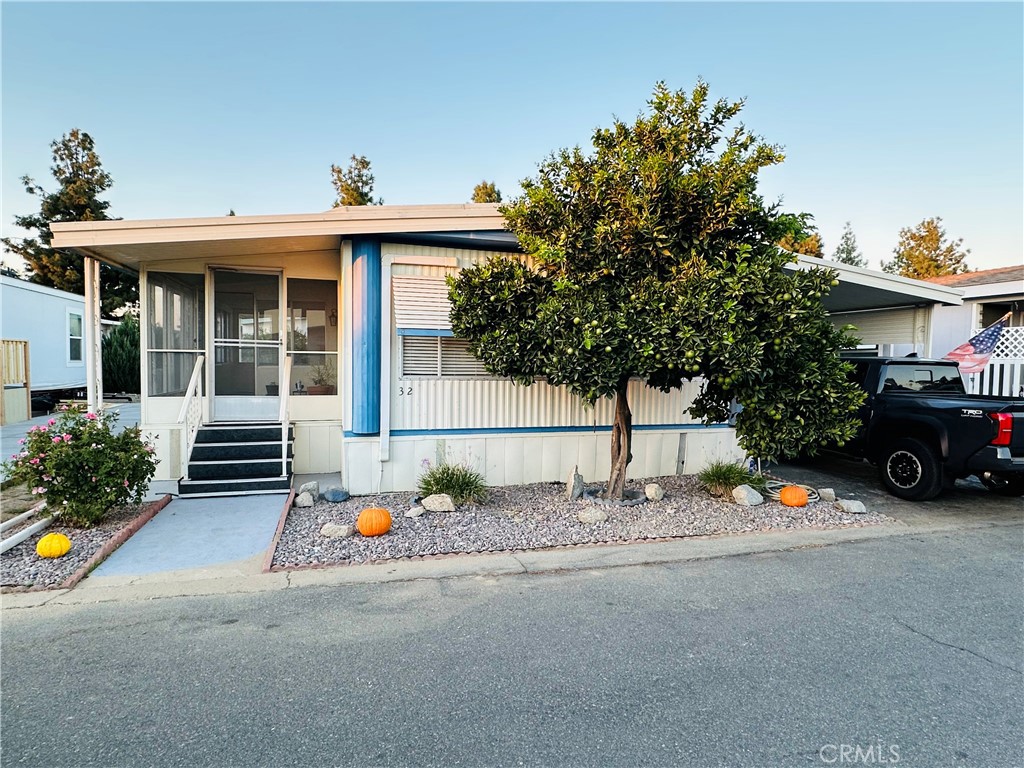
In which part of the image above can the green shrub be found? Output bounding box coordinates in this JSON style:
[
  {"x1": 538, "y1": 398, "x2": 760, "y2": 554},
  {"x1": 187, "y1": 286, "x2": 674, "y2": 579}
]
[
  {"x1": 102, "y1": 314, "x2": 140, "y2": 394},
  {"x1": 3, "y1": 404, "x2": 158, "y2": 527},
  {"x1": 418, "y1": 462, "x2": 487, "y2": 505},
  {"x1": 697, "y1": 460, "x2": 767, "y2": 498}
]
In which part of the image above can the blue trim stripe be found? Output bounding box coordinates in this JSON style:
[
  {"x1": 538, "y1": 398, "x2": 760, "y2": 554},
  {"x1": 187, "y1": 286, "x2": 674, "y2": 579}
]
[
  {"x1": 350, "y1": 237, "x2": 382, "y2": 435},
  {"x1": 342, "y1": 423, "x2": 729, "y2": 439},
  {"x1": 396, "y1": 328, "x2": 455, "y2": 337}
]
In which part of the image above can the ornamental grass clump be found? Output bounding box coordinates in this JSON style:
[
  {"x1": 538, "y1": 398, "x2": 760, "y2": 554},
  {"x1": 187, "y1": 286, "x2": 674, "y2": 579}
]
[
  {"x1": 417, "y1": 462, "x2": 487, "y2": 505},
  {"x1": 698, "y1": 460, "x2": 767, "y2": 498},
  {"x1": 3, "y1": 405, "x2": 158, "y2": 527}
]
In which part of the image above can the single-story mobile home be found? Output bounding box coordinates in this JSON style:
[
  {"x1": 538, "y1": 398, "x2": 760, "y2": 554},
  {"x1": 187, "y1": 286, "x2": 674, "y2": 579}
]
[{"x1": 50, "y1": 204, "x2": 962, "y2": 497}]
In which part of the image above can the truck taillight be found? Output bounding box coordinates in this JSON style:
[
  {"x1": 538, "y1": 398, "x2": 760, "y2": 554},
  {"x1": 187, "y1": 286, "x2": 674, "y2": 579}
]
[{"x1": 990, "y1": 413, "x2": 1013, "y2": 446}]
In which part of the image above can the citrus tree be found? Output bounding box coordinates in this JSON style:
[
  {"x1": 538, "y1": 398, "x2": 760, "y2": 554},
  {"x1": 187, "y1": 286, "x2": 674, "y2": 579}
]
[{"x1": 448, "y1": 82, "x2": 864, "y2": 499}]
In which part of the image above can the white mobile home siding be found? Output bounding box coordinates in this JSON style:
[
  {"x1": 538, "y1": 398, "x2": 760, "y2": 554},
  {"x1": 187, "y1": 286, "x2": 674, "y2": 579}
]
[
  {"x1": 342, "y1": 243, "x2": 742, "y2": 495},
  {"x1": 0, "y1": 276, "x2": 87, "y2": 392}
]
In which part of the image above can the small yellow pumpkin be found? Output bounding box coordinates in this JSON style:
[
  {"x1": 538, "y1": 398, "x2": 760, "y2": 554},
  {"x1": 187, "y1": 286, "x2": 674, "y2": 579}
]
[
  {"x1": 36, "y1": 532, "x2": 72, "y2": 558},
  {"x1": 356, "y1": 507, "x2": 392, "y2": 537},
  {"x1": 779, "y1": 485, "x2": 809, "y2": 507}
]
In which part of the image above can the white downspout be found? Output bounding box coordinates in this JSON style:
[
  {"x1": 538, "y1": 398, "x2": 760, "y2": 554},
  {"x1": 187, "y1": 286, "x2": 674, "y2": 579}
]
[{"x1": 379, "y1": 255, "x2": 393, "y2": 465}]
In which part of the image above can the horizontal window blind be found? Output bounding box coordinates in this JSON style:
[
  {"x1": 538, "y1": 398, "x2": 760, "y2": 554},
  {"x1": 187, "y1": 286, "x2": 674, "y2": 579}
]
[
  {"x1": 401, "y1": 336, "x2": 488, "y2": 378},
  {"x1": 392, "y1": 275, "x2": 452, "y2": 331}
]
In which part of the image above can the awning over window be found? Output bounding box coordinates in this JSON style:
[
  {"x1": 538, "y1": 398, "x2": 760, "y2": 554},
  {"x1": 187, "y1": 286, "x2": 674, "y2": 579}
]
[{"x1": 392, "y1": 275, "x2": 453, "y2": 334}]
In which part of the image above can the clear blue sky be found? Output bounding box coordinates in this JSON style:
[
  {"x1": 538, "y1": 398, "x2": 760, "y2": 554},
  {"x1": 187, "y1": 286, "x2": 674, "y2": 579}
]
[{"x1": 2, "y1": 2, "x2": 1021, "y2": 271}]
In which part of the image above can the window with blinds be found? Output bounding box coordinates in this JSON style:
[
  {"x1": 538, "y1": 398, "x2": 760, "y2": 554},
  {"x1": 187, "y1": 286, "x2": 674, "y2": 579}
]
[{"x1": 401, "y1": 336, "x2": 489, "y2": 378}]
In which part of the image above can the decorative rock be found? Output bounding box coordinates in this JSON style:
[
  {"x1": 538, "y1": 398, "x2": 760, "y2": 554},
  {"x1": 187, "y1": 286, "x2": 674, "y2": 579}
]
[
  {"x1": 732, "y1": 484, "x2": 764, "y2": 506},
  {"x1": 319, "y1": 522, "x2": 355, "y2": 538},
  {"x1": 298, "y1": 481, "x2": 319, "y2": 498},
  {"x1": 566, "y1": 465, "x2": 585, "y2": 501},
  {"x1": 645, "y1": 483, "x2": 665, "y2": 501},
  {"x1": 421, "y1": 493, "x2": 455, "y2": 512},
  {"x1": 409, "y1": 495, "x2": 423, "y2": 507},
  {"x1": 294, "y1": 491, "x2": 315, "y2": 508},
  {"x1": 577, "y1": 507, "x2": 608, "y2": 524},
  {"x1": 818, "y1": 487, "x2": 836, "y2": 503},
  {"x1": 322, "y1": 486, "x2": 350, "y2": 503},
  {"x1": 836, "y1": 499, "x2": 867, "y2": 515},
  {"x1": 405, "y1": 506, "x2": 425, "y2": 518}
]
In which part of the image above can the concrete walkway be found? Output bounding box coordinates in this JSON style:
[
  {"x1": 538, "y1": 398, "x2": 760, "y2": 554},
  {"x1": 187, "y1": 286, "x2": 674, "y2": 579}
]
[{"x1": 85, "y1": 494, "x2": 287, "y2": 586}]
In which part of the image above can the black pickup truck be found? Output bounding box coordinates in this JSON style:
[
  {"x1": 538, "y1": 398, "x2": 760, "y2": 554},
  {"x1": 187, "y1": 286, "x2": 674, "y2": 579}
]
[{"x1": 836, "y1": 357, "x2": 1024, "y2": 500}]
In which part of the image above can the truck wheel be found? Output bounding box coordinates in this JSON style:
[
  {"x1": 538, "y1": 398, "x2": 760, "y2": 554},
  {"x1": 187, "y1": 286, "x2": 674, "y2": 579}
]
[
  {"x1": 980, "y1": 473, "x2": 1024, "y2": 497},
  {"x1": 880, "y1": 438, "x2": 942, "y2": 501}
]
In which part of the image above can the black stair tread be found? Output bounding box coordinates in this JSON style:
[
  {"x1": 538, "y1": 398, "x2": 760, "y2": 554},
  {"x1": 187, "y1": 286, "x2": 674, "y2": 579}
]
[{"x1": 178, "y1": 477, "x2": 292, "y2": 496}]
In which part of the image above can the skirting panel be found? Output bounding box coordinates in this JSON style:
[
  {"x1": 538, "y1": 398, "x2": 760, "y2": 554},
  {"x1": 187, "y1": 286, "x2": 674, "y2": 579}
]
[{"x1": 343, "y1": 428, "x2": 742, "y2": 495}]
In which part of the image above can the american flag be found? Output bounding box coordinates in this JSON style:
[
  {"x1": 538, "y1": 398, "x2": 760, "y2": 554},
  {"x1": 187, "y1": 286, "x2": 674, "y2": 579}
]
[{"x1": 943, "y1": 312, "x2": 1011, "y2": 374}]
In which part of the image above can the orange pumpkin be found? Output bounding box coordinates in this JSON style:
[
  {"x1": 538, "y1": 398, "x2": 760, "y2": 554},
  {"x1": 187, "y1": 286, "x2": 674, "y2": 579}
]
[
  {"x1": 779, "y1": 485, "x2": 809, "y2": 507},
  {"x1": 356, "y1": 507, "x2": 392, "y2": 537}
]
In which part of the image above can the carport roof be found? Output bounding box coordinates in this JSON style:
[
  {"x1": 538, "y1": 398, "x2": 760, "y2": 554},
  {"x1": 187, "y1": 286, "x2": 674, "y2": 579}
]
[{"x1": 50, "y1": 205, "x2": 962, "y2": 311}]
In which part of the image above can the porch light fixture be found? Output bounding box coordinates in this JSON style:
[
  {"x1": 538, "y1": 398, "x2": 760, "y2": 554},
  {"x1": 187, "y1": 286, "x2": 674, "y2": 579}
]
[{"x1": 329, "y1": 309, "x2": 337, "y2": 327}]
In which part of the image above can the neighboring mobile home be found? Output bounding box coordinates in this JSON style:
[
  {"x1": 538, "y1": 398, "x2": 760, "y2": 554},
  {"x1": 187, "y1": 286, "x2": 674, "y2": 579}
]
[
  {"x1": 1, "y1": 275, "x2": 90, "y2": 395},
  {"x1": 50, "y1": 205, "x2": 962, "y2": 497}
]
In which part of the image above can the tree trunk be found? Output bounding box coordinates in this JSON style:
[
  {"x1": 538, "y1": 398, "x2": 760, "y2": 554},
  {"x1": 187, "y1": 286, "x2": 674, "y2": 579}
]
[{"x1": 605, "y1": 378, "x2": 633, "y2": 500}]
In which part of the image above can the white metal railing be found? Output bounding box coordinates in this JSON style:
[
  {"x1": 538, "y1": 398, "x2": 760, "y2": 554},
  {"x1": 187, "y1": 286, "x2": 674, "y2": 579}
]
[
  {"x1": 280, "y1": 355, "x2": 292, "y2": 477},
  {"x1": 966, "y1": 358, "x2": 1024, "y2": 398},
  {"x1": 176, "y1": 355, "x2": 206, "y2": 478}
]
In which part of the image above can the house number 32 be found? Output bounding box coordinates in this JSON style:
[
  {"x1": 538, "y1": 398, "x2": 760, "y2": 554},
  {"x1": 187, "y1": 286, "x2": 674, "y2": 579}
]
[{"x1": 398, "y1": 386, "x2": 413, "y2": 396}]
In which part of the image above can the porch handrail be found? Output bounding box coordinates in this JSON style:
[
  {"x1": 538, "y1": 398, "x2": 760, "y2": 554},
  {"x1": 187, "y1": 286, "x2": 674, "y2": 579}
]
[
  {"x1": 177, "y1": 355, "x2": 206, "y2": 479},
  {"x1": 280, "y1": 355, "x2": 293, "y2": 477}
]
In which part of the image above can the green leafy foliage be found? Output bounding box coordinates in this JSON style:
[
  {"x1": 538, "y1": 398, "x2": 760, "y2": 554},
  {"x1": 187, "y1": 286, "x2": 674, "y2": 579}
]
[
  {"x1": 776, "y1": 212, "x2": 824, "y2": 258},
  {"x1": 448, "y1": 81, "x2": 865, "y2": 491},
  {"x1": 831, "y1": 222, "x2": 866, "y2": 267},
  {"x1": 102, "y1": 314, "x2": 140, "y2": 394},
  {"x1": 697, "y1": 460, "x2": 767, "y2": 497},
  {"x1": 417, "y1": 462, "x2": 487, "y2": 505},
  {"x1": 3, "y1": 405, "x2": 158, "y2": 527},
  {"x1": 330, "y1": 154, "x2": 382, "y2": 206},
  {"x1": 1, "y1": 129, "x2": 138, "y2": 316},
  {"x1": 882, "y1": 217, "x2": 969, "y2": 278},
  {"x1": 471, "y1": 181, "x2": 502, "y2": 203}
]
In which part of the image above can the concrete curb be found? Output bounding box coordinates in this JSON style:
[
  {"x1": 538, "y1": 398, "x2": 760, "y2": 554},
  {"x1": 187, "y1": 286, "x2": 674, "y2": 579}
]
[
  {"x1": 60, "y1": 495, "x2": 172, "y2": 590},
  {"x1": 2, "y1": 516, "x2": 1016, "y2": 610},
  {"x1": 262, "y1": 490, "x2": 294, "y2": 574}
]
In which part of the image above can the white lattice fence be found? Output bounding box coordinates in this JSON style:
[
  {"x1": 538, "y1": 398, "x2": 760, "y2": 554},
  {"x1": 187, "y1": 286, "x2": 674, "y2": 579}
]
[{"x1": 974, "y1": 326, "x2": 1024, "y2": 359}]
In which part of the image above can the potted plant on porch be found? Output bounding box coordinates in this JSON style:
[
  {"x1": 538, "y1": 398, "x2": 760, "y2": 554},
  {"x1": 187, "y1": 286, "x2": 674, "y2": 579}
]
[{"x1": 307, "y1": 359, "x2": 336, "y2": 396}]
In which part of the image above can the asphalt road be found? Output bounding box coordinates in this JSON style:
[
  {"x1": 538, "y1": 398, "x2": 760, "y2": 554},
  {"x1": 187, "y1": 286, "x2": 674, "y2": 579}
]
[{"x1": 2, "y1": 516, "x2": 1021, "y2": 767}]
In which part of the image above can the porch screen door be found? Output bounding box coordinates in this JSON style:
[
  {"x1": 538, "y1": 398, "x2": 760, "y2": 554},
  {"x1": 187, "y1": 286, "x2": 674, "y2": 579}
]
[{"x1": 211, "y1": 270, "x2": 281, "y2": 422}]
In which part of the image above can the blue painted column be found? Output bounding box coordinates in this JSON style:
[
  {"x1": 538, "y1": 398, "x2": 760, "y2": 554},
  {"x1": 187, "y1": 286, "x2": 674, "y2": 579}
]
[{"x1": 351, "y1": 236, "x2": 382, "y2": 435}]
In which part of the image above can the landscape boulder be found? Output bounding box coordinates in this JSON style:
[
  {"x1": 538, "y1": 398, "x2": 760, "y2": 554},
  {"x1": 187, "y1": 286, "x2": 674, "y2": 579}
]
[
  {"x1": 322, "y1": 486, "x2": 350, "y2": 503},
  {"x1": 836, "y1": 499, "x2": 867, "y2": 515},
  {"x1": 732, "y1": 484, "x2": 764, "y2": 506},
  {"x1": 294, "y1": 491, "x2": 315, "y2": 508},
  {"x1": 566, "y1": 465, "x2": 585, "y2": 501},
  {"x1": 298, "y1": 480, "x2": 319, "y2": 498},
  {"x1": 645, "y1": 483, "x2": 665, "y2": 501},
  {"x1": 404, "y1": 506, "x2": 425, "y2": 518},
  {"x1": 421, "y1": 493, "x2": 455, "y2": 512},
  {"x1": 577, "y1": 507, "x2": 608, "y2": 524},
  {"x1": 818, "y1": 487, "x2": 837, "y2": 503},
  {"x1": 320, "y1": 522, "x2": 355, "y2": 538}
]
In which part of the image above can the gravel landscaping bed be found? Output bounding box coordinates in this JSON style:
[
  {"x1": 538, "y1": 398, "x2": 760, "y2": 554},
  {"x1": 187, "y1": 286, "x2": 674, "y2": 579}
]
[
  {"x1": 272, "y1": 475, "x2": 889, "y2": 569},
  {"x1": 1, "y1": 504, "x2": 148, "y2": 591}
]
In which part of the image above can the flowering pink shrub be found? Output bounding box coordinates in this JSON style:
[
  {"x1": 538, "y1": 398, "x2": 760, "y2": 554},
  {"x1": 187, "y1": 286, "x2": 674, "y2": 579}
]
[{"x1": 4, "y1": 405, "x2": 158, "y2": 527}]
